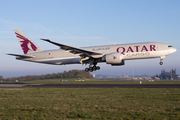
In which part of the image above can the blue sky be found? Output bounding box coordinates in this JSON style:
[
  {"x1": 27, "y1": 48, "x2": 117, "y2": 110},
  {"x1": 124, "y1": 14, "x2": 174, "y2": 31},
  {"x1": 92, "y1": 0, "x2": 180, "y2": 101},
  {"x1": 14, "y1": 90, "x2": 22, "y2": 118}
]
[{"x1": 0, "y1": 0, "x2": 180, "y2": 77}]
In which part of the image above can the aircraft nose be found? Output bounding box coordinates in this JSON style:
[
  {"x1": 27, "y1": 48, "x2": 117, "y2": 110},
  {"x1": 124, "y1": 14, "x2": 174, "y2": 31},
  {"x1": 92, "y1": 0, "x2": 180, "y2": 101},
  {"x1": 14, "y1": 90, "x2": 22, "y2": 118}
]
[{"x1": 172, "y1": 47, "x2": 177, "y2": 53}]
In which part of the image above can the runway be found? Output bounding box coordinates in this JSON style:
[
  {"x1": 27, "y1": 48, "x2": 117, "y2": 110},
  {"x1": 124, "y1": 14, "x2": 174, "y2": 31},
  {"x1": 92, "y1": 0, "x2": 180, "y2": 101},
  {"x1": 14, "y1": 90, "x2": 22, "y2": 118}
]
[{"x1": 0, "y1": 84, "x2": 180, "y2": 88}]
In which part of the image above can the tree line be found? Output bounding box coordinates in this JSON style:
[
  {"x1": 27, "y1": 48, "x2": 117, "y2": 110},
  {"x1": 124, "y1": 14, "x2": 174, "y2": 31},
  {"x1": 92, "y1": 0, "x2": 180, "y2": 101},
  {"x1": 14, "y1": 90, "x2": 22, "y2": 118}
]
[{"x1": 3, "y1": 70, "x2": 93, "y2": 82}]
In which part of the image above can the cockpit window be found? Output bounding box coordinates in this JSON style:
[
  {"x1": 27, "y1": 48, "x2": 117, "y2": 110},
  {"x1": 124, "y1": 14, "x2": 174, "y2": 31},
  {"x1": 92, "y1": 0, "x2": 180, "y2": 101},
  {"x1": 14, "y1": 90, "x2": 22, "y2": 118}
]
[{"x1": 168, "y1": 45, "x2": 173, "y2": 47}]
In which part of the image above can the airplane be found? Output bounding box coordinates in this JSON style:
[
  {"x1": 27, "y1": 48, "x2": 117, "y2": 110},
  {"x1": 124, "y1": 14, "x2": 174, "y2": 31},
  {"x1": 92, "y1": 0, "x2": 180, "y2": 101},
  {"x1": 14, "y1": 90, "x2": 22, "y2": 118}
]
[{"x1": 8, "y1": 29, "x2": 177, "y2": 72}]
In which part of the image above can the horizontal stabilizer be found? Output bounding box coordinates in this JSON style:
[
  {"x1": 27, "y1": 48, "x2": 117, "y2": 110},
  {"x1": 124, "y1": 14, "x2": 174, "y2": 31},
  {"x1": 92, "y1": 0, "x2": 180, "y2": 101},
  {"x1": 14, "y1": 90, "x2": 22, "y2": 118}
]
[{"x1": 7, "y1": 53, "x2": 34, "y2": 58}]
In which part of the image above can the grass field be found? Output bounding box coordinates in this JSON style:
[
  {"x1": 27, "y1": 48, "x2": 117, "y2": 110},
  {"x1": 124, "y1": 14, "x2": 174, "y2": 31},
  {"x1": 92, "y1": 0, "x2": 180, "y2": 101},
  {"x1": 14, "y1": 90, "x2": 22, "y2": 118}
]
[{"x1": 0, "y1": 88, "x2": 180, "y2": 119}]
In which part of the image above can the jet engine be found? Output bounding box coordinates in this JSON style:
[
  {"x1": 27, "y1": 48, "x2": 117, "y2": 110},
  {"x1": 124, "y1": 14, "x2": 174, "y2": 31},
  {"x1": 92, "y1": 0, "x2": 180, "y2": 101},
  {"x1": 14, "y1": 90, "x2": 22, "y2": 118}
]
[{"x1": 102, "y1": 52, "x2": 125, "y2": 66}]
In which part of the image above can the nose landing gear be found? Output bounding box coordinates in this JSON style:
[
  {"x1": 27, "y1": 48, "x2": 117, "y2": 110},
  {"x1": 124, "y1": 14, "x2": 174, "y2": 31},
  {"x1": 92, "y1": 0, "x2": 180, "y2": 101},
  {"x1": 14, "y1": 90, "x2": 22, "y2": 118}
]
[{"x1": 159, "y1": 56, "x2": 165, "y2": 65}]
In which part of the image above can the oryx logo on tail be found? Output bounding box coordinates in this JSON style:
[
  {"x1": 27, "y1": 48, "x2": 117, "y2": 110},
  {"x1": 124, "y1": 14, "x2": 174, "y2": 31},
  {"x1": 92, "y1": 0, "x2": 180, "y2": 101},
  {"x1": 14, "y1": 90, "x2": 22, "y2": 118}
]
[
  {"x1": 15, "y1": 32, "x2": 37, "y2": 54},
  {"x1": 14, "y1": 29, "x2": 43, "y2": 54}
]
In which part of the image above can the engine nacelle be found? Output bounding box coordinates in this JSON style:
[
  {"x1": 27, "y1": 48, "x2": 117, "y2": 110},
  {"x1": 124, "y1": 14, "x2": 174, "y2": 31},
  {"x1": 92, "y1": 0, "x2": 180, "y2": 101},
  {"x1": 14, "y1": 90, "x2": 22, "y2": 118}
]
[{"x1": 102, "y1": 52, "x2": 125, "y2": 66}]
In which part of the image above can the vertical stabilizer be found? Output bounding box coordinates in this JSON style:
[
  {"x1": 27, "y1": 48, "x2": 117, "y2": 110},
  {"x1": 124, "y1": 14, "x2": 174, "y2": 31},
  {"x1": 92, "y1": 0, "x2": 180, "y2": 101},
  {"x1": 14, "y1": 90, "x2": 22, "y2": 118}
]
[{"x1": 14, "y1": 29, "x2": 43, "y2": 54}]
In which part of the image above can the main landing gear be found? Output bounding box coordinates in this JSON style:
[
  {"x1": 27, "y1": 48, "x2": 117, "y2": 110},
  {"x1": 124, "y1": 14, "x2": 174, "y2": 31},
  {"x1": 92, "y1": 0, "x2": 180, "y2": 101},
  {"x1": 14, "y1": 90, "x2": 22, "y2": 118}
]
[{"x1": 85, "y1": 66, "x2": 100, "y2": 72}]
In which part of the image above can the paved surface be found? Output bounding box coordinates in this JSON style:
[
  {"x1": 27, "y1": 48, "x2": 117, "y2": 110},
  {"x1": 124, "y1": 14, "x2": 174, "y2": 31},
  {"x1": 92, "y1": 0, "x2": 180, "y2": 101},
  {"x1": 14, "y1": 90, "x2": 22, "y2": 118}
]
[{"x1": 0, "y1": 84, "x2": 180, "y2": 88}]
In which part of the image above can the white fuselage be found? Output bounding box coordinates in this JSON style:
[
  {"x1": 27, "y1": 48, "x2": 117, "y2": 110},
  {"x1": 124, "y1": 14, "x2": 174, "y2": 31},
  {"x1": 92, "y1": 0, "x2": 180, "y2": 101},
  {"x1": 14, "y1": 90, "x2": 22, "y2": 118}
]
[{"x1": 16, "y1": 42, "x2": 176, "y2": 65}]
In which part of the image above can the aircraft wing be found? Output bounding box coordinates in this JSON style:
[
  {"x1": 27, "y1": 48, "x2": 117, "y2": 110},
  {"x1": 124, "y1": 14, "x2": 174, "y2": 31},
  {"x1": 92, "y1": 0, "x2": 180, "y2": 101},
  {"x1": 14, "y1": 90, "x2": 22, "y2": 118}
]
[
  {"x1": 7, "y1": 53, "x2": 34, "y2": 58},
  {"x1": 41, "y1": 39, "x2": 103, "y2": 58}
]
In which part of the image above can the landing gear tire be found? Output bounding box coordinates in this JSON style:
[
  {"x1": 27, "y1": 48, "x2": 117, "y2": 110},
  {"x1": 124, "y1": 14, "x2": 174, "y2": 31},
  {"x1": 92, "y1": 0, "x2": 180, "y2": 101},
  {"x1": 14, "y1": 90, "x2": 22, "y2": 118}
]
[
  {"x1": 96, "y1": 66, "x2": 100, "y2": 70},
  {"x1": 85, "y1": 68, "x2": 89, "y2": 72},
  {"x1": 159, "y1": 62, "x2": 163, "y2": 65},
  {"x1": 89, "y1": 67, "x2": 93, "y2": 72},
  {"x1": 93, "y1": 66, "x2": 97, "y2": 71}
]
